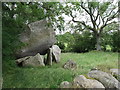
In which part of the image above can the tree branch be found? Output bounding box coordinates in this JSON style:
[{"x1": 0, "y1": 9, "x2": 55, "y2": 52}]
[
  {"x1": 94, "y1": 9, "x2": 100, "y2": 22},
  {"x1": 69, "y1": 10, "x2": 96, "y2": 33},
  {"x1": 87, "y1": 5, "x2": 97, "y2": 30},
  {"x1": 96, "y1": 15, "x2": 101, "y2": 28},
  {"x1": 103, "y1": 8, "x2": 115, "y2": 20},
  {"x1": 80, "y1": 2, "x2": 90, "y2": 15},
  {"x1": 99, "y1": 9, "x2": 118, "y2": 34},
  {"x1": 99, "y1": 21, "x2": 117, "y2": 34}
]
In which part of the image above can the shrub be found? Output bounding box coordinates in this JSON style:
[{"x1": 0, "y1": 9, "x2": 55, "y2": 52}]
[
  {"x1": 111, "y1": 31, "x2": 120, "y2": 52},
  {"x1": 72, "y1": 31, "x2": 96, "y2": 53},
  {"x1": 56, "y1": 32, "x2": 75, "y2": 52}
]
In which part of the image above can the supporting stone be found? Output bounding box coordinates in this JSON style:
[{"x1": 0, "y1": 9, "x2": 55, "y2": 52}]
[{"x1": 46, "y1": 48, "x2": 52, "y2": 66}]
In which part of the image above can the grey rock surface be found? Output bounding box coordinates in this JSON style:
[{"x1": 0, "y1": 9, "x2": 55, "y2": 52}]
[
  {"x1": 63, "y1": 60, "x2": 77, "y2": 70},
  {"x1": 60, "y1": 81, "x2": 71, "y2": 88},
  {"x1": 72, "y1": 75, "x2": 105, "y2": 89},
  {"x1": 52, "y1": 45, "x2": 61, "y2": 63},
  {"x1": 46, "y1": 48, "x2": 52, "y2": 65},
  {"x1": 110, "y1": 69, "x2": 120, "y2": 75},
  {"x1": 16, "y1": 53, "x2": 45, "y2": 67},
  {"x1": 88, "y1": 70, "x2": 120, "y2": 89},
  {"x1": 16, "y1": 20, "x2": 56, "y2": 58},
  {"x1": 110, "y1": 69, "x2": 120, "y2": 81}
]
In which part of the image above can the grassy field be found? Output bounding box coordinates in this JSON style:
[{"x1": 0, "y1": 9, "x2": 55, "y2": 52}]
[{"x1": 3, "y1": 51, "x2": 118, "y2": 88}]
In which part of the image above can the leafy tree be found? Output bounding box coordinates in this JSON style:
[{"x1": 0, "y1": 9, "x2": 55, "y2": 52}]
[{"x1": 49, "y1": 2, "x2": 118, "y2": 51}]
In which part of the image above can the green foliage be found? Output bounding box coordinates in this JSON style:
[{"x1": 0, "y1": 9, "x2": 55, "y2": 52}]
[
  {"x1": 111, "y1": 31, "x2": 120, "y2": 52},
  {"x1": 72, "y1": 31, "x2": 96, "y2": 53},
  {"x1": 99, "y1": 2, "x2": 111, "y2": 15},
  {"x1": 101, "y1": 23, "x2": 119, "y2": 52},
  {"x1": 88, "y1": 2, "x2": 99, "y2": 9},
  {"x1": 3, "y1": 51, "x2": 118, "y2": 88},
  {"x1": 56, "y1": 32, "x2": 75, "y2": 52},
  {"x1": 101, "y1": 32, "x2": 112, "y2": 51},
  {"x1": 50, "y1": 2, "x2": 118, "y2": 51},
  {"x1": 2, "y1": 2, "x2": 46, "y2": 60},
  {"x1": 2, "y1": 13, "x2": 24, "y2": 60},
  {"x1": 56, "y1": 31, "x2": 96, "y2": 53}
]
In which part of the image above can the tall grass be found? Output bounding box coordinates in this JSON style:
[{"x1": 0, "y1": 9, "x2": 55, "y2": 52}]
[{"x1": 3, "y1": 51, "x2": 118, "y2": 88}]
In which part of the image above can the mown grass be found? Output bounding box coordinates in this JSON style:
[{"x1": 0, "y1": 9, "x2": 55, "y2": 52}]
[{"x1": 2, "y1": 51, "x2": 118, "y2": 88}]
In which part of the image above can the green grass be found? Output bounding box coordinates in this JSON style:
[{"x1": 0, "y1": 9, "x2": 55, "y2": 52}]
[{"x1": 2, "y1": 51, "x2": 118, "y2": 88}]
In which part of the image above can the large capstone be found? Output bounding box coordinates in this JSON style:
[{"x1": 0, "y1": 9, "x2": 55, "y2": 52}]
[{"x1": 16, "y1": 20, "x2": 56, "y2": 58}]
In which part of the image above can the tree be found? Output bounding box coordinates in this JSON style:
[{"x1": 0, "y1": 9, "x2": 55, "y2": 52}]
[{"x1": 48, "y1": 2, "x2": 118, "y2": 51}]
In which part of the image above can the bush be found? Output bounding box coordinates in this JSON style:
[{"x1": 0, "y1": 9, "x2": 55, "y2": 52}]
[
  {"x1": 111, "y1": 31, "x2": 120, "y2": 52},
  {"x1": 72, "y1": 31, "x2": 96, "y2": 53},
  {"x1": 56, "y1": 32, "x2": 75, "y2": 52},
  {"x1": 101, "y1": 23, "x2": 119, "y2": 52},
  {"x1": 56, "y1": 31, "x2": 96, "y2": 53},
  {"x1": 101, "y1": 29, "x2": 119, "y2": 52}
]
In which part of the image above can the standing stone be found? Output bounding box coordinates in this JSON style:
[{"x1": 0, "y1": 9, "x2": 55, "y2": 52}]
[
  {"x1": 16, "y1": 20, "x2": 56, "y2": 58},
  {"x1": 63, "y1": 60, "x2": 77, "y2": 70},
  {"x1": 72, "y1": 75, "x2": 105, "y2": 89},
  {"x1": 52, "y1": 45, "x2": 61, "y2": 63},
  {"x1": 16, "y1": 53, "x2": 45, "y2": 67},
  {"x1": 60, "y1": 81, "x2": 71, "y2": 88},
  {"x1": 88, "y1": 70, "x2": 120, "y2": 89},
  {"x1": 46, "y1": 48, "x2": 52, "y2": 66}
]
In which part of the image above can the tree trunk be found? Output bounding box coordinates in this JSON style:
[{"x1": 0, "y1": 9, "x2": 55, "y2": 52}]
[{"x1": 96, "y1": 34, "x2": 101, "y2": 51}]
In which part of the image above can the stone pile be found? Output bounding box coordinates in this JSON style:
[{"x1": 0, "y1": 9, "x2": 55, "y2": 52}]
[
  {"x1": 60, "y1": 69, "x2": 120, "y2": 89},
  {"x1": 88, "y1": 70, "x2": 119, "y2": 88},
  {"x1": 16, "y1": 20, "x2": 61, "y2": 67},
  {"x1": 16, "y1": 45, "x2": 61, "y2": 67},
  {"x1": 16, "y1": 53, "x2": 45, "y2": 67},
  {"x1": 72, "y1": 75, "x2": 105, "y2": 88}
]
